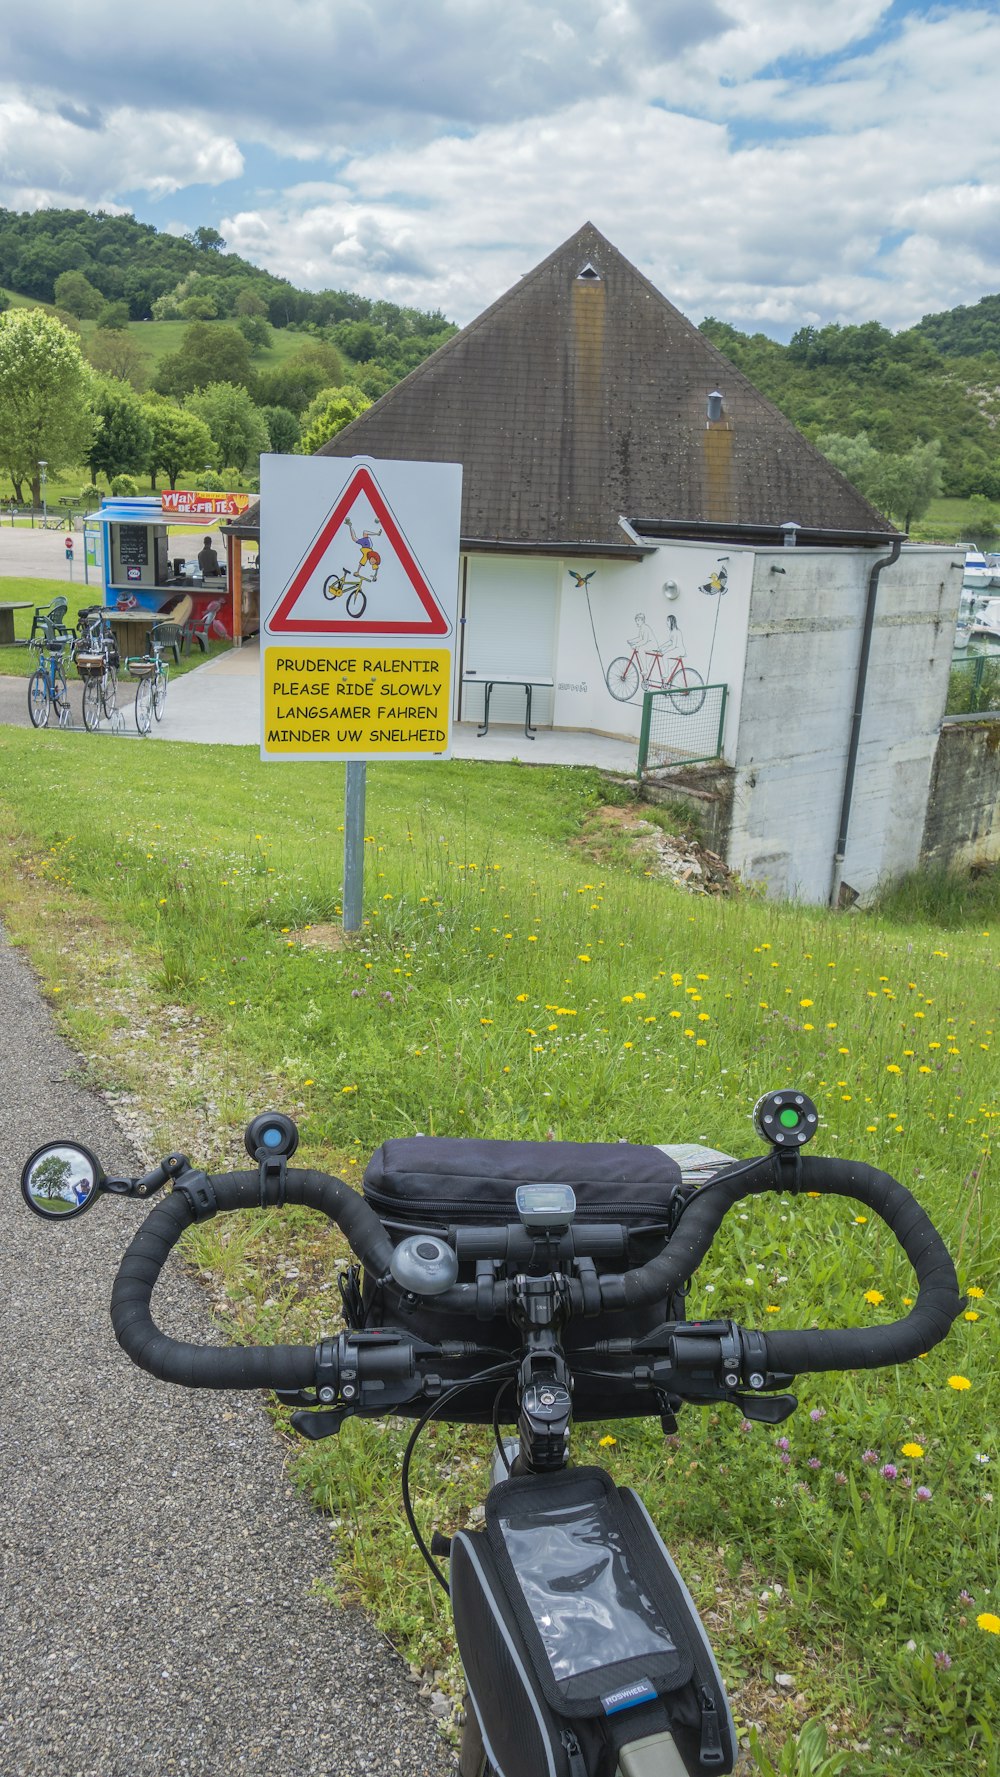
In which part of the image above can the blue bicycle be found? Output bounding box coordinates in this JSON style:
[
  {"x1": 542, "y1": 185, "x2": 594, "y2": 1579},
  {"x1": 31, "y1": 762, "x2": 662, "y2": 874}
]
[{"x1": 27, "y1": 599, "x2": 75, "y2": 729}]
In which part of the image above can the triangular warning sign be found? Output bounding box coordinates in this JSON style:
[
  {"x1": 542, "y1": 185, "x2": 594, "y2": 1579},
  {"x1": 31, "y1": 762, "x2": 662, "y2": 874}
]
[{"x1": 268, "y1": 464, "x2": 451, "y2": 636}]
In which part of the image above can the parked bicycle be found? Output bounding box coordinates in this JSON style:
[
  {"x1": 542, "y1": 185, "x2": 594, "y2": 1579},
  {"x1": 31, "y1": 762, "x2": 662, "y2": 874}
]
[
  {"x1": 21, "y1": 1091, "x2": 962, "y2": 1777},
  {"x1": 73, "y1": 605, "x2": 120, "y2": 732},
  {"x1": 26, "y1": 598, "x2": 75, "y2": 729},
  {"x1": 125, "y1": 624, "x2": 169, "y2": 735}
]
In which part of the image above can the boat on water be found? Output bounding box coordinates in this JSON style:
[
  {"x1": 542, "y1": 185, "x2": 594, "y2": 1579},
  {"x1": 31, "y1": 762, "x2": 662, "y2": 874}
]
[
  {"x1": 969, "y1": 594, "x2": 1000, "y2": 644},
  {"x1": 963, "y1": 549, "x2": 1000, "y2": 589}
]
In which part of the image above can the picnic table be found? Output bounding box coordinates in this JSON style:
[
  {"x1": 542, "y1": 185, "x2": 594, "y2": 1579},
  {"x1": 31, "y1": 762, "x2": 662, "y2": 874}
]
[
  {"x1": 0, "y1": 601, "x2": 34, "y2": 647},
  {"x1": 100, "y1": 609, "x2": 157, "y2": 656},
  {"x1": 461, "y1": 671, "x2": 554, "y2": 739}
]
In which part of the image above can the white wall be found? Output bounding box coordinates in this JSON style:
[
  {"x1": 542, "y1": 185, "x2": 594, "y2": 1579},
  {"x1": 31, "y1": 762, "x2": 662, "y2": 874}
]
[
  {"x1": 727, "y1": 544, "x2": 962, "y2": 902},
  {"x1": 459, "y1": 540, "x2": 753, "y2": 754}
]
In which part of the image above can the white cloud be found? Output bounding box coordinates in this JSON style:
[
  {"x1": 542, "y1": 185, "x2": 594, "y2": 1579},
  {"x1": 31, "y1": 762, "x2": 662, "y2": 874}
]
[
  {"x1": 2, "y1": 2, "x2": 999, "y2": 336},
  {"x1": 0, "y1": 93, "x2": 243, "y2": 206}
]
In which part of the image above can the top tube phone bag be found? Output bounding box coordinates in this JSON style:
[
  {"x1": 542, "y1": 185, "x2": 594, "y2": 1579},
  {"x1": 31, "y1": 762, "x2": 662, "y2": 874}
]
[{"x1": 451, "y1": 1464, "x2": 736, "y2": 1777}]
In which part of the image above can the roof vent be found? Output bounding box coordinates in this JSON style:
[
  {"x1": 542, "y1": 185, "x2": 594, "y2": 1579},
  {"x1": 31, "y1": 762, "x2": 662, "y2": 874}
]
[
  {"x1": 576, "y1": 261, "x2": 601, "y2": 282},
  {"x1": 707, "y1": 390, "x2": 723, "y2": 422},
  {"x1": 781, "y1": 521, "x2": 801, "y2": 548}
]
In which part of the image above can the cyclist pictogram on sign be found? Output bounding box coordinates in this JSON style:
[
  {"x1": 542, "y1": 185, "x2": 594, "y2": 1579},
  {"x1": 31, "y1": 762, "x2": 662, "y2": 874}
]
[{"x1": 268, "y1": 464, "x2": 452, "y2": 637}]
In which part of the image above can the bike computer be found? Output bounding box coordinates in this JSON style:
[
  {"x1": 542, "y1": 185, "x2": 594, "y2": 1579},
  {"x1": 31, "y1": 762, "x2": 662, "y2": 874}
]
[{"x1": 515, "y1": 1183, "x2": 577, "y2": 1231}]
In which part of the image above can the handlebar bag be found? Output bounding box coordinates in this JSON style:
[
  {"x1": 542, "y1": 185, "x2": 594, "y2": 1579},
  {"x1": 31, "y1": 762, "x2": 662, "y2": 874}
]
[
  {"x1": 451, "y1": 1465, "x2": 736, "y2": 1777},
  {"x1": 361, "y1": 1137, "x2": 689, "y2": 1421}
]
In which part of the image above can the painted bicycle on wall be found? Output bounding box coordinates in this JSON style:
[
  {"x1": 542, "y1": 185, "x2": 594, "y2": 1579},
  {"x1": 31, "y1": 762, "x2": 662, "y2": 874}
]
[{"x1": 605, "y1": 613, "x2": 706, "y2": 713}]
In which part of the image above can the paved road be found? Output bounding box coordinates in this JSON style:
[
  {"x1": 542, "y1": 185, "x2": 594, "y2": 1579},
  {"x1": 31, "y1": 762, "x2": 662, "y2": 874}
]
[
  {"x1": 0, "y1": 523, "x2": 90, "y2": 581},
  {"x1": 0, "y1": 928, "x2": 455, "y2": 1777}
]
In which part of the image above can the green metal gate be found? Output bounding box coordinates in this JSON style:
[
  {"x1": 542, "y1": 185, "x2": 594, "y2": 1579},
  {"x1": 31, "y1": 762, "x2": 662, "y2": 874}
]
[{"x1": 637, "y1": 683, "x2": 728, "y2": 780}]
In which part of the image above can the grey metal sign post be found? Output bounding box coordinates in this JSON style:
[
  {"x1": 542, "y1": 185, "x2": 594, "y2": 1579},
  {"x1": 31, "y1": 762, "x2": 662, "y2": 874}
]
[{"x1": 343, "y1": 762, "x2": 367, "y2": 932}]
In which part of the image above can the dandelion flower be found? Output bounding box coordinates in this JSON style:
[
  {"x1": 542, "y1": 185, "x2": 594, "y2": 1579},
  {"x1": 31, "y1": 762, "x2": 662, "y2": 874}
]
[
  {"x1": 865, "y1": 1290, "x2": 885, "y2": 1306},
  {"x1": 967, "y1": 1287, "x2": 985, "y2": 1299},
  {"x1": 800, "y1": 998, "x2": 814, "y2": 1008},
  {"x1": 965, "y1": 1311, "x2": 980, "y2": 1322},
  {"x1": 599, "y1": 1435, "x2": 617, "y2": 1448},
  {"x1": 901, "y1": 1443, "x2": 924, "y2": 1458},
  {"x1": 947, "y1": 1376, "x2": 972, "y2": 1391},
  {"x1": 977, "y1": 1613, "x2": 1000, "y2": 1635}
]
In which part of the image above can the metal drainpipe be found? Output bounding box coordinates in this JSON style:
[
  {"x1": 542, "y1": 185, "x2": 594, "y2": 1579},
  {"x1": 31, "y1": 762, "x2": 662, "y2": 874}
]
[{"x1": 829, "y1": 535, "x2": 903, "y2": 909}]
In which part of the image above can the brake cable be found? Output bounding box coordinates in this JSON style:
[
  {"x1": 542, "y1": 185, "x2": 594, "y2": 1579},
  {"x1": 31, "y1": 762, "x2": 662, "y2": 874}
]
[{"x1": 400, "y1": 1361, "x2": 518, "y2": 1594}]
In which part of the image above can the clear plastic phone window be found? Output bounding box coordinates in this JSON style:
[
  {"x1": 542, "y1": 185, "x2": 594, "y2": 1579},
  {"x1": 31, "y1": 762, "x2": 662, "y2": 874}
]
[{"x1": 500, "y1": 1495, "x2": 677, "y2": 1683}]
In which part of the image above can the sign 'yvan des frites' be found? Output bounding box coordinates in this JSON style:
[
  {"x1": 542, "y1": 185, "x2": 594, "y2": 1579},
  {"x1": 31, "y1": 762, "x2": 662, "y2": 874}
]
[{"x1": 260, "y1": 455, "x2": 462, "y2": 762}]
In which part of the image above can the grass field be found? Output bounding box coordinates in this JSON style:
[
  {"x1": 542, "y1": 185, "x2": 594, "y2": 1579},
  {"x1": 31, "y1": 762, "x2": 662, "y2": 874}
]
[
  {"x1": 0, "y1": 577, "x2": 231, "y2": 678},
  {"x1": 0, "y1": 728, "x2": 994, "y2": 1775}
]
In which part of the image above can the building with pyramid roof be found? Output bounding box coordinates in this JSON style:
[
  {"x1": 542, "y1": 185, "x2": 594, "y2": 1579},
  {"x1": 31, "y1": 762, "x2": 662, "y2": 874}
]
[
  {"x1": 255, "y1": 224, "x2": 965, "y2": 904},
  {"x1": 319, "y1": 221, "x2": 895, "y2": 553}
]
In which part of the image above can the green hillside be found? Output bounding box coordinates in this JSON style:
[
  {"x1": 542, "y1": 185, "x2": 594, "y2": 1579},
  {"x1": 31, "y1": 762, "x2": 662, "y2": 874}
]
[
  {"x1": 3, "y1": 206, "x2": 1000, "y2": 515},
  {"x1": 699, "y1": 316, "x2": 1000, "y2": 502}
]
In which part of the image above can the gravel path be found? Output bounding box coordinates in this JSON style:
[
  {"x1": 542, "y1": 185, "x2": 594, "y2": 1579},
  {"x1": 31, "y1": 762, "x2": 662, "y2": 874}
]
[{"x1": 0, "y1": 927, "x2": 455, "y2": 1777}]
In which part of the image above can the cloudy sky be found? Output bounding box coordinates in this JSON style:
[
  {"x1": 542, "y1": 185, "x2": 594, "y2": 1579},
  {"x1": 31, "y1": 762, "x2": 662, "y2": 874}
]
[{"x1": 2, "y1": 0, "x2": 998, "y2": 336}]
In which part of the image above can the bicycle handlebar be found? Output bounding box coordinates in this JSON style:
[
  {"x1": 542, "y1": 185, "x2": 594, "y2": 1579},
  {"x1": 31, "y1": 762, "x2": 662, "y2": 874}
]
[
  {"x1": 109, "y1": 1152, "x2": 962, "y2": 1398},
  {"x1": 111, "y1": 1169, "x2": 394, "y2": 1391}
]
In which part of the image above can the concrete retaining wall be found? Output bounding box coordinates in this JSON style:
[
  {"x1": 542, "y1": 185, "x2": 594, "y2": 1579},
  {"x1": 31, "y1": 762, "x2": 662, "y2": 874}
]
[
  {"x1": 921, "y1": 716, "x2": 1000, "y2": 870},
  {"x1": 724, "y1": 544, "x2": 961, "y2": 902}
]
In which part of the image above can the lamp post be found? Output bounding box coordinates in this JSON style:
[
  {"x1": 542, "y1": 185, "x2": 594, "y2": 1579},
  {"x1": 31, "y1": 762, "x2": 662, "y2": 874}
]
[{"x1": 38, "y1": 461, "x2": 47, "y2": 529}]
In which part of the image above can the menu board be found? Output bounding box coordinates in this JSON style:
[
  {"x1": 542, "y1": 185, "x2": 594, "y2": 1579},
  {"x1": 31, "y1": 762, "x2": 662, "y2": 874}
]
[{"x1": 118, "y1": 525, "x2": 149, "y2": 567}]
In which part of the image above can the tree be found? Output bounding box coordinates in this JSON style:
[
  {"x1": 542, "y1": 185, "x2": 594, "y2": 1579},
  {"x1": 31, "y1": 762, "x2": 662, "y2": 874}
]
[
  {"x1": 235, "y1": 313, "x2": 272, "y2": 350},
  {"x1": 96, "y1": 300, "x2": 131, "y2": 331},
  {"x1": 816, "y1": 431, "x2": 882, "y2": 502},
  {"x1": 296, "y1": 385, "x2": 371, "y2": 455},
  {"x1": 186, "y1": 382, "x2": 270, "y2": 474},
  {"x1": 963, "y1": 496, "x2": 998, "y2": 549},
  {"x1": 254, "y1": 340, "x2": 344, "y2": 414},
  {"x1": 0, "y1": 308, "x2": 96, "y2": 504},
  {"x1": 87, "y1": 327, "x2": 148, "y2": 389},
  {"x1": 187, "y1": 226, "x2": 226, "y2": 254},
  {"x1": 260, "y1": 404, "x2": 300, "y2": 454},
  {"x1": 53, "y1": 269, "x2": 105, "y2": 319},
  {"x1": 153, "y1": 322, "x2": 254, "y2": 398},
  {"x1": 817, "y1": 430, "x2": 943, "y2": 530},
  {"x1": 143, "y1": 400, "x2": 218, "y2": 490},
  {"x1": 870, "y1": 439, "x2": 943, "y2": 530},
  {"x1": 88, "y1": 379, "x2": 154, "y2": 483},
  {"x1": 234, "y1": 288, "x2": 268, "y2": 318}
]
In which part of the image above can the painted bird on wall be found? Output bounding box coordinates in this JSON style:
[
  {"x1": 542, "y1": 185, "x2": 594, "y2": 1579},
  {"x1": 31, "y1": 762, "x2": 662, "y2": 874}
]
[{"x1": 568, "y1": 569, "x2": 596, "y2": 589}]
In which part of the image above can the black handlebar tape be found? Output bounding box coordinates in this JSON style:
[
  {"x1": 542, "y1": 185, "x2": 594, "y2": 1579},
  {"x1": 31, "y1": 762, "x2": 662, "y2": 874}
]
[
  {"x1": 111, "y1": 1168, "x2": 395, "y2": 1390},
  {"x1": 617, "y1": 1154, "x2": 962, "y2": 1371}
]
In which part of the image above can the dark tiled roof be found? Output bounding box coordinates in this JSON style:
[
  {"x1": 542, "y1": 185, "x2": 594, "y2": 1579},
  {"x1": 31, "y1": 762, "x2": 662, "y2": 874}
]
[{"x1": 317, "y1": 222, "x2": 894, "y2": 549}]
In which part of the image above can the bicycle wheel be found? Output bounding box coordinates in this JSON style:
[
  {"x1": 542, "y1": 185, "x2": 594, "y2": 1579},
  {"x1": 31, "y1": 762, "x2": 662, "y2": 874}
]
[
  {"x1": 322, "y1": 574, "x2": 345, "y2": 601},
  {"x1": 101, "y1": 664, "x2": 118, "y2": 719},
  {"x1": 152, "y1": 662, "x2": 168, "y2": 721},
  {"x1": 54, "y1": 665, "x2": 72, "y2": 728},
  {"x1": 82, "y1": 676, "x2": 103, "y2": 732},
  {"x1": 605, "y1": 656, "x2": 640, "y2": 701},
  {"x1": 458, "y1": 1698, "x2": 494, "y2": 1777},
  {"x1": 28, "y1": 671, "x2": 50, "y2": 728},
  {"x1": 135, "y1": 675, "x2": 153, "y2": 735},
  {"x1": 666, "y1": 664, "x2": 706, "y2": 715},
  {"x1": 345, "y1": 586, "x2": 367, "y2": 618}
]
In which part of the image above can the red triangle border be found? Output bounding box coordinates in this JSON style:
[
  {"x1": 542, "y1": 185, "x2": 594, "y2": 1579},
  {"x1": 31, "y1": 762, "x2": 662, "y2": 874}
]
[{"x1": 268, "y1": 465, "x2": 450, "y2": 636}]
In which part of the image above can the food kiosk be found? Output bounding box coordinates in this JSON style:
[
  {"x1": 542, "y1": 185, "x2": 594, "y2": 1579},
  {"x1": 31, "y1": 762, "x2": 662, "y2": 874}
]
[{"x1": 82, "y1": 491, "x2": 259, "y2": 649}]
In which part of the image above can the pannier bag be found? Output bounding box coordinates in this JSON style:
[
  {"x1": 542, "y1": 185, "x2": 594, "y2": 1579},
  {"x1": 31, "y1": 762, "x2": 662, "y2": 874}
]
[
  {"x1": 452, "y1": 1465, "x2": 736, "y2": 1777},
  {"x1": 360, "y1": 1138, "x2": 690, "y2": 1421}
]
